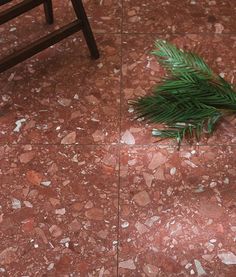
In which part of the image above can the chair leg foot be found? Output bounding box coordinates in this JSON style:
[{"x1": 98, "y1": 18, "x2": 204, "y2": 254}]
[
  {"x1": 43, "y1": 0, "x2": 54, "y2": 25},
  {"x1": 71, "y1": 0, "x2": 99, "y2": 59},
  {"x1": 82, "y1": 28, "x2": 100, "y2": 59}
]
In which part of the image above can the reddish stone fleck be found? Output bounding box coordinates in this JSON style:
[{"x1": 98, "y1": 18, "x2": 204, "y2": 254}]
[
  {"x1": 49, "y1": 197, "x2": 60, "y2": 206},
  {"x1": 49, "y1": 225, "x2": 63, "y2": 238},
  {"x1": 148, "y1": 153, "x2": 167, "y2": 170},
  {"x1": 199, "y1": 200, "x2": 225, "y2": 219},
  {"x1": 55, "y1": 255, "x2": 72, "y2": 273},
  {"x1": 69, "y1": 219, "x2": 82, "y2": 232},
  {"x1": 156, "y1": 253, "x2": 181, "y2": 273},
  {"x1": 26, "y1": 170, "x2": 43, "y2": 186},
  {"x1": 85, "y1": 208, "x2": 104, "y2": 220},
  {"x1": 71, "y1": 202, "x2": 84, "y2": 211},
  {"x1": 19, "y1": 151, "x2": 35, "y2": 164},
  {"x1": 0, "y1": 247, "x2": 18, "y2": 265},
  {"x1": 61, "y1": 131, "x2": 76, "y2": 144},
  {"x1": 121, "y1": 205, "x2": 131, "y2": 217},
  {"x1": 34, "y1": 227, "x2": 48, "y2": 244},
  {"x1": 133, "y1": 190, "x2": 151, "y2": 207},
  {"x1": 76, "y1": 261, "x2": 89, "y2": 274},
  {"x1": 21, "y1": 218, "x2": 35, "y2": 233},
  {"x1": 216, "y1": 223, "x2": 224, "y2": 233}
]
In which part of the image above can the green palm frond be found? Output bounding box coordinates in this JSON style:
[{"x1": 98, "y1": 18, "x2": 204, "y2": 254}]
[
  {"x1": 154, "y1": 77, "x2": 236, "y2": 110},
  {"x1": 131, "y1": 39, "x2": 236, "y2": 145},
  {"x1": 151, "y1": 40, "x2": 214, "y2": 78}
]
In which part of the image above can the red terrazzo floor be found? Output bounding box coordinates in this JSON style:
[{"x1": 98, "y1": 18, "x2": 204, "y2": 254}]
[{"x1": 0, "y1": 1, "x2": 236, "y2": 276}]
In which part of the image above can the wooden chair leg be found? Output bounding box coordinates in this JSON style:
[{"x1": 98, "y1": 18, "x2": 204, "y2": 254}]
[
  {"x1": 43, "y1": 0, "x2": 53, "y2": 24},
  {"x1": 71, "y1": 0, "x2": 99, "y2": 59},
  {"x1": 0, "y1": 0, "x2": 99, "y2": 72},
  {"x1": 0, "y1": 0, "x2": 12, "y2": 6}
]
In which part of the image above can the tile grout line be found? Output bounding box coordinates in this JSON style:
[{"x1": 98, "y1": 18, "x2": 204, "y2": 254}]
[
  {"x1": 92, "y1": 32, "x2": 236, "y2": 36},
  {"x1": 117, "y1": 142, "x2": 121, "y2": 277},
  {"x1": 1, "y1": 142, "x2": 236, "y2": 147},
  {"x1": 117, "y1": 0, "x2": 124, "y2": 275}
]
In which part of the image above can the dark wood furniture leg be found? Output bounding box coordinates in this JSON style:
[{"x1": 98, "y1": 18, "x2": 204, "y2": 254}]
[
  {"x1": 0, "y1": 0, "x2": 53, "y2": 24},
  {"x1": 0, "y1": 0, "x2": 99, "y2": 73},
  {"x1": 43, "y1": 0, "x2": 53, "y2": 24},
  {"x1": 0, "y1": 0, "x2": 12, "y2": 6},
  {"x1": 71, "y1": 0, "x2": 99, "y2": 59}
]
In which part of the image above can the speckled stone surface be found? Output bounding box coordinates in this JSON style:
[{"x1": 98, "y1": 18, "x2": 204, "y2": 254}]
[
  {"x1": 119, "y1": 145, "x2": 236, "y2": 276},
  {"x1": 0, "y1": 34, "x2": 121, "y2": 145},
  {"x1": 123, "y1": 0, "x2": 236, "y2": 34},
  {"x1": 0, "y1": 0, "x2": 236, "y2": 276},
  {"x1": 0, "y1": 145, "x2": 119, "y2": 276}
]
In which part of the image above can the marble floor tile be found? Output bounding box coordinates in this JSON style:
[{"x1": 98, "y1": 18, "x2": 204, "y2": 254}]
[
  {"x1": 119, "y1": 145, "x2": 236, "y2": 276},
  {"x1": 0, "y1": 144, "x2": 119, "y2": 276},
  {"x1": 123, "y1": 0, "x2": 236, "y2": 35},
  {"x1": 0, "y1": 34, "x2": 121, "y2": 145}
]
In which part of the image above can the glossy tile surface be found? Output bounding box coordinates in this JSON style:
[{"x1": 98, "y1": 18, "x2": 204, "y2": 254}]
[
  {"x1": 119, "y1": 145, "x2": 236, "y2": 276},
  {"x1": 0, "y1": 0, "x2": 236, "y2": 276},
  {"x1": 123, "y1": 0, "x2": 236, "y2": 34},
  {"x1": 0, "y1": 34, "x2": 121, "y2": 145},
  {"x1": 0, "y1": 145, "x2": 118, "y2": 276}
]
